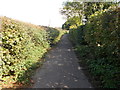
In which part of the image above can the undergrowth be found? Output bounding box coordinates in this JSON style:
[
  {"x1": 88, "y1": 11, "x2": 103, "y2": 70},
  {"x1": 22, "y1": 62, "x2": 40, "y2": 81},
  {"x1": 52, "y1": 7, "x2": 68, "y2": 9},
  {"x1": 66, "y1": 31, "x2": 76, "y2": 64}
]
[
  {"x1": 0, "y1": 16, "x2": 66, "y2": 88},
  {"x1": 69, "y1": 7, "x2": 120, "y2": 88}
]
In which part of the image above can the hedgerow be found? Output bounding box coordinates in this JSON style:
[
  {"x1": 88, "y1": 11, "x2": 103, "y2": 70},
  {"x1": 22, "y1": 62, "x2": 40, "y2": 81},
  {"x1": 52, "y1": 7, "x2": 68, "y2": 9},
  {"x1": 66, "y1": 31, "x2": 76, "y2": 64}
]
[
  {"x1": 69, "y1": 25, "x2": 86, "y2": 45},
  {"x1": 0, "y1": 16, "x2": 65, "y2": 86},
  {"x1": 40, "y1": 26, "x2": 66, "y2": 44},
  {"x1": 70, "y1": 7, "x2": 120, "y2": 88}
]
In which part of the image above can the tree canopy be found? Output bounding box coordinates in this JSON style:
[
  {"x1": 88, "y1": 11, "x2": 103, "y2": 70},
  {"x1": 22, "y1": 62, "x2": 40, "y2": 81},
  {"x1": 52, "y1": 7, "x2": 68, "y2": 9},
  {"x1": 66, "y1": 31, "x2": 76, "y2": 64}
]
[{"x1": 60, "y1": 1, "x2": 117, "y2": 30}]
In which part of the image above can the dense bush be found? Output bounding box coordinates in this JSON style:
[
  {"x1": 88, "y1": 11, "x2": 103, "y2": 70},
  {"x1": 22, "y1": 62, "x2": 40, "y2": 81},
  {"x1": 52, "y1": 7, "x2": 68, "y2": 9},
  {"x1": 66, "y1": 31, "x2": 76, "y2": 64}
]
[
  {"x1": 0, "y1": 16, "x2": 65, "y2": 85},
  {"x1": 84, "y1": 7, "x2": 120, "y2": 88},
  {"x1": 41, "y1": 26, "x2": 66, "y2": 44},
  {"x1": 40, "y1": 26, "x2": 59, "y2": 44},
  {"x1": 70, "y1": 7, "x2": 120, "y2": 88},
  {"x1": 69, "y1": 25, "x2": 86, "y2": 45}
]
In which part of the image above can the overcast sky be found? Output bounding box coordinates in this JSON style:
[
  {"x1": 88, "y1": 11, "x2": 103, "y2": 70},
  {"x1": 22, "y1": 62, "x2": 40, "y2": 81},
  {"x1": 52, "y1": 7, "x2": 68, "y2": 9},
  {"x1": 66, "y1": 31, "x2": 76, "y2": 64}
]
[{"x1": 0, "y1": 0, "x2": 69, "y2": 27}]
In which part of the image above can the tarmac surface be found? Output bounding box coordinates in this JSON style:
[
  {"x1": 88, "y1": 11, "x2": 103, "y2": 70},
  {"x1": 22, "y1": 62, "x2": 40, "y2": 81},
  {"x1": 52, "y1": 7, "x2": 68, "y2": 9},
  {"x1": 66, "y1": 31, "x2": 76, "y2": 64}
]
[{"x1": 32, "y1": 34, "x2": 92, "y2": 88}]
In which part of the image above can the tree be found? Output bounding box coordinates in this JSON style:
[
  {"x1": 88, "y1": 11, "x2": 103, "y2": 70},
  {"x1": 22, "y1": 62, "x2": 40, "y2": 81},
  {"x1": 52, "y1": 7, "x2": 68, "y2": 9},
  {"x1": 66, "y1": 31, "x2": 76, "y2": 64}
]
[
  {"x1": 62, "y1": 21, "x2": 71, "y2": 30},
  {"x1": 60, "y1": 1, "x2": 116, "y2": 29},
  {"x1": 61, "y1": 2, "x2": 83, "y2": 20},
  {"x1": 60, "y1": 2, "x2": 84, "y2": 29},
  {"x1": 84, "y1": 2, "x2": 116, "y2": 19}
]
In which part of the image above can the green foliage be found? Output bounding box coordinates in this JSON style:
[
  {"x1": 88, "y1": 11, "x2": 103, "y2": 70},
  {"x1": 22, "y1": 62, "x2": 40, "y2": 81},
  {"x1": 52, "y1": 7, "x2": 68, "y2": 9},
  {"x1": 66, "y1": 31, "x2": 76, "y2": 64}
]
[
  {"x1": 0, "y1": 17, "x2": 65, "y2": 85},
  {"x1": 61, "y1": 1, "x2": 83, "y2": 29},
  {"x1": 60, "y1": 1, "x2": 115, "y2": 29},
  {"x1": 62, "y1": 16, "x2": 82, "y2": 30},
  {"x1": 41, "y1": 26, "x2": 59, "y2": 44},
  {"x1": 53, "y1": 29, "x2": 67, "y2": 44},
  {"x1": 40, "y1": 26, "x2": 67, "y2": 45},
  {"x1": 62, "y1": 21, "x2": 71, "y2": 30},
  {"x1": 61, "y1": 2, "x2": 83, "y2": 19},
  {"x1": 69, "y1": 25, "x2": 87, "y2": 45},
  {"x1": 84, "y1": 7, "x2": 120, "y2": 88},
  {"x1": 69, "y1": 7, "x2": 120, "y2": 88},
  {"x1": 84, "y1": 2, "x2": 115, "y2": 18},
  {"x1": 85, "y1": 7, "x2": 120, "y2": 63}
]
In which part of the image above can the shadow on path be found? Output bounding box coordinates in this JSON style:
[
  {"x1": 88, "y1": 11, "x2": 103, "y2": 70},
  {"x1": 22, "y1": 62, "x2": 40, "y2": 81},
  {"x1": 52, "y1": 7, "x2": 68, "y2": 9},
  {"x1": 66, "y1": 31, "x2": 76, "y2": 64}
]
[{"x1": 32, "y1": 34, "x2": 92, "y2": 88}]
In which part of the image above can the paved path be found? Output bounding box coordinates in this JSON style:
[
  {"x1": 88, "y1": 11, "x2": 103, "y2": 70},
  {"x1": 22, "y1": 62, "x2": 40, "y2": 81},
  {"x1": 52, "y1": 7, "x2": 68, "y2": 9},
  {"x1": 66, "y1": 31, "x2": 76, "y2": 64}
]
[{"x1": 32, "y1": 34, "x2": 92, "y2": 88}]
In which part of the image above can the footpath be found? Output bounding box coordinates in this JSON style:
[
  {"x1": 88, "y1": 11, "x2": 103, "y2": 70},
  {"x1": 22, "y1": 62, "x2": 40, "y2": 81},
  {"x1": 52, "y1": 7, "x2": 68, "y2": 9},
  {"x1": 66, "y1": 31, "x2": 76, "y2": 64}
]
[{"x1": 32, "y1": 34, "x2": 92, "y2": 88}]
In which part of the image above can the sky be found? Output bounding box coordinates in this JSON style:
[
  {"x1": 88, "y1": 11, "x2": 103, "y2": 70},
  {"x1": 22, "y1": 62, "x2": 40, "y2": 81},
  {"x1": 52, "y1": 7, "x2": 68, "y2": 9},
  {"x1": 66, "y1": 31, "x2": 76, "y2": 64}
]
[{"x1": 0, "y1": 0, "x2": 69, "y2": 27}]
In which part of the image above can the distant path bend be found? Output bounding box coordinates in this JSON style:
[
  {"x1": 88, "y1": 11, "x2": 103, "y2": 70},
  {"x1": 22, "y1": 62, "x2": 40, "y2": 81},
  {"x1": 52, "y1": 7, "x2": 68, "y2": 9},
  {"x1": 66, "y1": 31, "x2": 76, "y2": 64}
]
[{"x1": 32, "y1": 34, "x2": 92, "y2": 88}]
